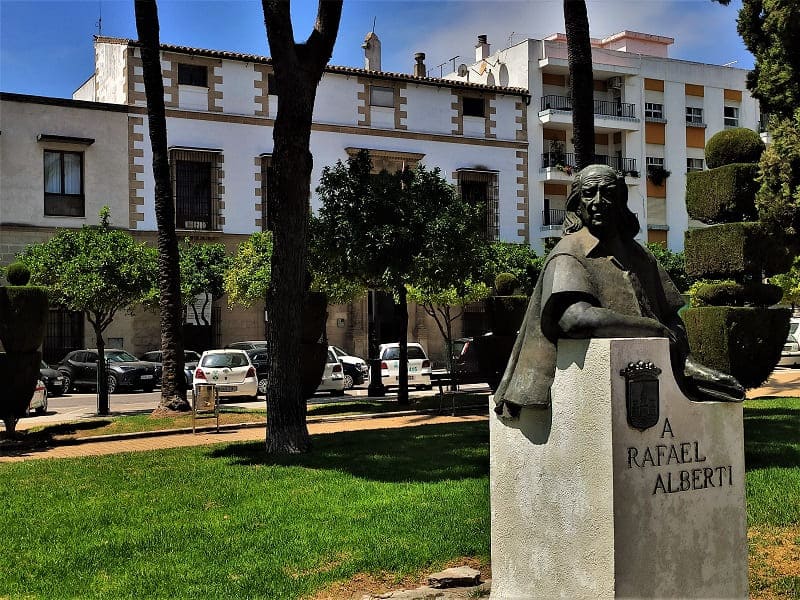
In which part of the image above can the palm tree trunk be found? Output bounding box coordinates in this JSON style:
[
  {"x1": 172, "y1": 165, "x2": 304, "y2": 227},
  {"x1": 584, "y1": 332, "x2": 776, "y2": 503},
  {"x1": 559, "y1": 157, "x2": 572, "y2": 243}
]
[
  {"x1": 262, "y1": 0, "x2": 342, "y2": 454},
  {"x1": 564, "y1": 0, "x2": 595, "y2": 170},
  {"x1": 134, "y1": 0, "x2": 188, "y2": 411}
]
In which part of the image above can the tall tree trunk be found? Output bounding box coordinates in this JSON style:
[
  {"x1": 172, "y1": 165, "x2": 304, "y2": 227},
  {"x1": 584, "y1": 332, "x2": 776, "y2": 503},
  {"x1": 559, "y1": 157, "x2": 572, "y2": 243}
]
[
  {"x1": 396, "y1": 285, "x2": 409, "y2": 405},
  {"x1": 564, "y1": 0, "x2": 595, "y2": 170},
  {"x1": 262, "y1": 0, "x2": 342, "y2": 454},
  {"x1": 93, "y1": 321, "x2": 109, "y2": 416},
  {"x1": 135, "y1": 0, "x2": 188, "y2": 411}
]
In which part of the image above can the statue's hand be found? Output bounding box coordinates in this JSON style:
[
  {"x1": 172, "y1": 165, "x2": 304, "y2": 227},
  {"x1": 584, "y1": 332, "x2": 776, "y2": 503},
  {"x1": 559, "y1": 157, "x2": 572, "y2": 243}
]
[
  {"x1": 684, "y1": 355, "x2": 745, "y2": 402},
  {"x1": 494, "y1": 400, "x2": 521, "y2": 420}
]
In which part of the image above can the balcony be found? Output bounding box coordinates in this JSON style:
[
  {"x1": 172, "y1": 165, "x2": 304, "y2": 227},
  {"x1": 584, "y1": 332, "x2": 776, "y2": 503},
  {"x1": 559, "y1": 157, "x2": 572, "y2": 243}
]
[
  {"x1": 542, "y1": 208, "x2": 566, "y2": 228},
  {"x1": 540, "y1": 152, "x2": 639, "y2": 181},
  {"x1": 539, "y1": 95, "x2": 640, "y2": 131}
]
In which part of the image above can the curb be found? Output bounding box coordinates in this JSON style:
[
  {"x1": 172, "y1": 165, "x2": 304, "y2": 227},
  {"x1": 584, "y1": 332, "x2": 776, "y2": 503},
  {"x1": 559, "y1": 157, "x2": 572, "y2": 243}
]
[{"x1": 40, "y1": 403, "x2": 489, "y2": 446}]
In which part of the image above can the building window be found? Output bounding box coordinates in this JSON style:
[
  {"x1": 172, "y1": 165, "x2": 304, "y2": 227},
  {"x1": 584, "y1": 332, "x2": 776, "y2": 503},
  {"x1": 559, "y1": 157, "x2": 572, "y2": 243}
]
[
  {"x1": 645, "y1": 103, "x2": 663, "y2": 120},
  {"x1": 463, "y1": 96, "x2": 485, "y2": 118},
  {"x1": 260, "y1": 154, "x2": 272, "y2": 231},
  {"x1": 724, "y1": 106, "x2": 739, "y2": 127},
  {"x1": 369, "y1": 85, "x2": 395, "y2": 108},
  {"x1": 43, "y1": 150, "x2": 84, "y2": 217},
  {"x1": 171, "y1": 149, "x2": 222, "y2": 231},
  {"x1": 457, "y1": 169, "x2": 499, "y2": 241},
  {"x1": 646, "y1": 156, "x2": 665, "y2": 168},
  {"x1": 687, "y1": 158, "x2": 704, "y2": 172},
  {"x1": 178, "y1": 63, "x2": 208, "y2": 87},
  {"x1": 686, "y1": 106, "x2": 704, "y2": 125},
  {"x1": 267, "y1": 72, "x2": 277, "y2": 96}
]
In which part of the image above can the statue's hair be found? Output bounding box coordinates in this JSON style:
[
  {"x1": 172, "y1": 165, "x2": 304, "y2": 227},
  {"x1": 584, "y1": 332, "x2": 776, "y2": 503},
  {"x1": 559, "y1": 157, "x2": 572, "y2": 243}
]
[{"x1": 563, "y1": 164, "x2": 640, "y2": 238}]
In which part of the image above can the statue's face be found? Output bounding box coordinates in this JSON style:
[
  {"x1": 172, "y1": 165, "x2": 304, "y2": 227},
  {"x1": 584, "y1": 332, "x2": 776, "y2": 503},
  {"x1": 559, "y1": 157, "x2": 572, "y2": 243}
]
[{"x1": 577, "y1": 168, "x2": 619, "y2": 238}]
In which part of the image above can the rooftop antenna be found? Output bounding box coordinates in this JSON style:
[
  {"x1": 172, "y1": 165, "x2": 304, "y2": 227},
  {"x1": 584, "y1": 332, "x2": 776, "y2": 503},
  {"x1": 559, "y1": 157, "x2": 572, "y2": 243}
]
[
  {"x1": 95, "y1": 0, "x2": 102, "y2": 36},
  {"x1": 449, "y1": 55, "x2": 460, "y2": 72},
  {"x1": 722, "y1": 60, "x2": 738, "y2": 67},
  {"x1": 508, "y1": 32, "x2": 515, "y2": 47},
  {"x1": 372, "y1": 16, "x2": 376, "y2": 33},
  {"x1": 436, "y1": 61, "x2": 446, "y2": 77}
]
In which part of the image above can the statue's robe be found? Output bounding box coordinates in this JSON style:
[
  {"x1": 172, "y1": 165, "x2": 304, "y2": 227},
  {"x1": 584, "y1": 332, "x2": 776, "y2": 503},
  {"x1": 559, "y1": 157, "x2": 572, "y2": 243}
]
[{"x1": 493, "y1": 227, "x2": 685, "y2": 408}]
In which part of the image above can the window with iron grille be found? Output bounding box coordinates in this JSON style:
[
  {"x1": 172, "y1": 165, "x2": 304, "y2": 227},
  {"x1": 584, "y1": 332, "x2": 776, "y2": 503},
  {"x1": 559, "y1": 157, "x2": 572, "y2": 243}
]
[
  {"x1": 645, "y1": 103, "x2": 663, "y2": 120},
  {"x1": 178, "y1": 64, "x2": 208, "y2": 87},
  {"x1": 171, "y1": 149, "x2": 222, "y2": 231},
  {"x1": 724, "y1": 106, "x2": 739, "y2": 127},
  {"x1": 463, "y1": 96, "x2": 485, "y2": 117},
  {"x1": 646, "y1": 157, "x2": 665, "y2": 168},
  {"x1": 369, "y1": 85, "x2": 394, "y2": 107},
  {"x1": 686, "y1": 106, "x2": 704, "y2": 125},
  {"x1": 687, "y1": 158, "x2": 704, "y2": 172},
  {"x1": 457, "y1": 169, "x2": 499, "y2": 241},
  {"x1": 260, "y1": 154, "x2": 273, "y2": 231},
  {"x1": 43, "y1": 308, "x2": 84, "y2": 364},
  {"x1": 43, "y1": 150, "x2": 84, "y2": 217}
]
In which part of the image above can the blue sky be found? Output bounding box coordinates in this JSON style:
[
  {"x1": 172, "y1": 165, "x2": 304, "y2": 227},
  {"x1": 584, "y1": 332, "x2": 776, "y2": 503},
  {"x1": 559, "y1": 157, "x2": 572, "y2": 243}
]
[{"x1": 1, "y1": 0, "x2": 750, "y2": 99}]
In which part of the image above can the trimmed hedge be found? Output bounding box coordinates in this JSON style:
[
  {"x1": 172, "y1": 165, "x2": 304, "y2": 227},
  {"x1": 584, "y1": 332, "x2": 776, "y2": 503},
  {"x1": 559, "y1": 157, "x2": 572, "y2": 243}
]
[
  {"x1": 692, "y1": 281, "x2": 783, "y2": 307},
  {"x1": 5, "y1": 262, "x2": 30, "y2": 286},
  {"x1": 685, "y1": 164, "x2": 760, "y2": 224},
  {"x1": 494, "y1": 272, "x2": 519, "y2": 296},
  {"x1": 705, "y1": 127, "x2": 765, "y2": 168},
  {"x1": 0, "y1": 286, "x2": 49, "y2": 353},
  {"x1": 487, "y1": 295, "x2": 527, "y2": 335},
  {"x1": 682, "y1": 306, "x2": 789, "y2": 389},
  {"x1": 684, "y1": 222, "x2": 765, "y2": 279}
]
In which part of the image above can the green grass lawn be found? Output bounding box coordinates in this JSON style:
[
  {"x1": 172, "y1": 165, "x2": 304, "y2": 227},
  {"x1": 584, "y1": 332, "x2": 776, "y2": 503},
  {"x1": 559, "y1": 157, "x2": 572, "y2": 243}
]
[{"x1": 0, "y1": 398, "x2": 797, "y2": 599}]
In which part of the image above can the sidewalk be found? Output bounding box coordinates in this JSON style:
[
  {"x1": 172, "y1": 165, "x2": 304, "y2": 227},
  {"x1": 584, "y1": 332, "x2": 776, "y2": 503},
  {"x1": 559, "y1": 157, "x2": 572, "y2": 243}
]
[{"x1": 746, "y1": 367, "x2": 800, "y2": 399}]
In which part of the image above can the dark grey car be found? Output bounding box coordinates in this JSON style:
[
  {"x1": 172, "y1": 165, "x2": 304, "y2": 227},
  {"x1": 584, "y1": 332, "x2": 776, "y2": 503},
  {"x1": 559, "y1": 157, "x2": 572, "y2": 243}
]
[{"x1": 56, "y1": 349, "x2": 157, "y2": 394}]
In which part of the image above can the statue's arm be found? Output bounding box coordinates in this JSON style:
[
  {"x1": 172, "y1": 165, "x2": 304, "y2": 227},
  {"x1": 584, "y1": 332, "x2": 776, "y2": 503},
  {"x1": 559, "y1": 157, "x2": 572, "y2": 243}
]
[{"x1": 557, "y1": 300, "x2": 671, "y2": 339}]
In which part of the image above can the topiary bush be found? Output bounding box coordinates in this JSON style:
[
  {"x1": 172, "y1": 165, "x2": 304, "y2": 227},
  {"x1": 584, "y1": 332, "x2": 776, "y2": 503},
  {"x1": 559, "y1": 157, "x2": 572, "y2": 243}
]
[
  {"x1": 5, "y1": 262, "x2": 31, "y2": 286},
  {"x1": 692, "y1": 281, "x2": 783, "y2": 307},
  {"x1": 684, "y1": 222, "x2": 765, "y2": 279},
  {"x1": 682, "y1": 306, "x2": 789, "y2": 388},
  {"x1": 494, "y1": 272, "x2": 519, "y2": 296},
  {"x1": 686, "y1": 164, "x2": 760, "y2": 224},
  {"x1": 705, "y1": 128, "x2": 765, "y2": 168}
]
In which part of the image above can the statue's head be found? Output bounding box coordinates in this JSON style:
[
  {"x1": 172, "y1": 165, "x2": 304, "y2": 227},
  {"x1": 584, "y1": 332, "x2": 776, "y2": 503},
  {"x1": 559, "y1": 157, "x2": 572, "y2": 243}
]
[{"x1": 563, "y1": 164, "x2": 640, "y2": 239}]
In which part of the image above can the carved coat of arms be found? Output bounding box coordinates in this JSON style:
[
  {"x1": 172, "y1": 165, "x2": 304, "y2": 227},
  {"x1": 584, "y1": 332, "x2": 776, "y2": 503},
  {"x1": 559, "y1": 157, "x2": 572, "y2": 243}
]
[{"x1": 620, "y1": 361, "x2": 661, "y2": 430}]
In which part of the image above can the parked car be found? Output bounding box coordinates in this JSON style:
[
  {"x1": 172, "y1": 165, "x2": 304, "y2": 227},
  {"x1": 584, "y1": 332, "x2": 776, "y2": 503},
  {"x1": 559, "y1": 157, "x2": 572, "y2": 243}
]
[
  {"x1": 193, "y1": 349, "x2": 258, "y2": 400},
  {"x1": 450, "y1": 337, "x2": 482, "y2": 383},
  {"x1": 225, "y1": 340, "x2": 268, "y2": 351},
  {"x1": 779, "y1": 317, "x2": 800, "y2": 367},
  {"x1": 316, "y1": 347, "x2": 345, "y2": 395},
  {"x1": 330, "y1": 345, "x2": 369, "y2": 389},
  {"x1": 246, "y1": 349, "x2": 269, "y2": 396},
  {"x1": 27, "y1": 379, "x2": 48, "y2": 416},
  {"x1": 56, "y1": 349, "x2": 157, "y2": 394},
  {"x1": 40, "y1": 360, "x2": 66, "y2": 397},
  {"x1": 140, "y1": 350, "x2": 202, "y2": 387},
  {"x1": 379, "y1": 342, "x2": 432, "y2": 389}
]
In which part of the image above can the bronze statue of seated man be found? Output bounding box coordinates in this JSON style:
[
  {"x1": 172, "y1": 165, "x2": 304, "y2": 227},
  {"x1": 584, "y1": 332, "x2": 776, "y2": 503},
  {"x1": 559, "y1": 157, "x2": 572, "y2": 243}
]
[{"x1": 494, "y1": 164, "x2": 744, "y2": 417}]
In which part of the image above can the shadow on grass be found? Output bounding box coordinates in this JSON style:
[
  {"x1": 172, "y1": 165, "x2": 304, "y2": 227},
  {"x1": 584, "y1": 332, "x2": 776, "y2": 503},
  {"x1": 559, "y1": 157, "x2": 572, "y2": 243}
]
[
  {"x1": 744, "y1": 404, "x2": 800, "y2": 471},
  {"x1": 307, "y1": 402, "x2": 386, "y2": 416},
  {"x1": 209, "y1": 421, "x2": 489, "y2": 483}
]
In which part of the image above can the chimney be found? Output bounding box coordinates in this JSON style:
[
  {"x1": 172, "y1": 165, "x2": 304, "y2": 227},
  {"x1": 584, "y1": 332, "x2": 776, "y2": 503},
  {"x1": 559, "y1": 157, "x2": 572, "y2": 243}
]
[
  {"x1": 475, "y1": 34, "x2": 490, "y2": 61},
  {"x1": 413, "y1": 52, "x2": 426, "y2": 77},
  {"x1": 362, "y1": 31, "x2": 381, "y2": 71}
]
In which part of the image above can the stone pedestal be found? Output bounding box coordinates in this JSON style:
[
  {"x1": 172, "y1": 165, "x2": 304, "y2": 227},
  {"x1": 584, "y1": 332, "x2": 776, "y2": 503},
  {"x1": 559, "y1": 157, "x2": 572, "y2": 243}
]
[{"x1": 490, "y1": 337, "x2": 747, "y2": 599}]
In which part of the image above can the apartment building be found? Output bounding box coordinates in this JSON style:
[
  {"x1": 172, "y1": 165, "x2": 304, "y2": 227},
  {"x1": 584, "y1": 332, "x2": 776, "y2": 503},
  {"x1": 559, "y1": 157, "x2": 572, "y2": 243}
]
[{"x1": 447, "y1": 31, "x2": 760, "y2": 252}]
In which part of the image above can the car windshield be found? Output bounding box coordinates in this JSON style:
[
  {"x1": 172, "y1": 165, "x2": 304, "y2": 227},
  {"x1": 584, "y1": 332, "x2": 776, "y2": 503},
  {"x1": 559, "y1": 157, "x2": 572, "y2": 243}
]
[
  {"x1": 382, "y1": 347, "x2": 426, "y2": 360},
  {"x1": 452, "y1": 341, "x2": 467, "y2": 356},
  {"x1": 105, "y1": 351, "x2": 138, "y2": 362},
  {"x1": 185, "y1": 351, "x2": 201, "y2": 361},
  {"x1": 332, "y1": 346, "x2": 347, "y2": 358},
  {"x1": 327, "y1": 350, "x2": 337, "y2": 363},
  {"x1": 791, "y1": 322, "x2": 799, "y2": 336},
  {"x1": 202, "y1": 353, "x2": 249, "y2": 368}
]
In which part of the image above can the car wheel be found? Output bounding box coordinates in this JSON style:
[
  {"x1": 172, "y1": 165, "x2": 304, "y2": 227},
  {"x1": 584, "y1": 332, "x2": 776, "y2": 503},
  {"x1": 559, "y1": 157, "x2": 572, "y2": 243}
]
[
  {"x1": 35, "y1": 389, "x2": 48, "y2": 415},
  {"x1": 258, "y1": 377, "x2": 268, "y2": 395},
  {"x1": 60, "y1": 373, "x2": 72, "y2": 394},
  {"x1": 107, "y1": 374, "x2": 118, "y2": 394},
  {"x1": 343, "y1": 373, "x2": 354, "y2": 390}
]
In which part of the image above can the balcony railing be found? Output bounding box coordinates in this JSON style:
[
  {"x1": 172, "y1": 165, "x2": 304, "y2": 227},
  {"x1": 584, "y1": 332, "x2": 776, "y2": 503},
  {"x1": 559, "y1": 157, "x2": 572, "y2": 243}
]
[
  {"x1": 542, "y1": 208, "x2": 566, "y2": 227},
  {"x1": 541, "y1": 153, "x2": 638, "y2": 176},
  {"x1": 540, "y1": 95, "x2": 637, "y2": 119}
]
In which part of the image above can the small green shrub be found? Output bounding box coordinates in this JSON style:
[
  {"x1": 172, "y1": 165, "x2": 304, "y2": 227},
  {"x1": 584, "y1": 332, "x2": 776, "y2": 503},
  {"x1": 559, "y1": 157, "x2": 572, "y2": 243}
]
[
  {"x1": 686, "y1": 164, "x2": 760, "y2": 224},
  {"x1": 682, "y1": 305, "x2": 789, "y2": 388},
  {"x1": 705, "y1": 127, "x2": 765, "y2": 168},
  {"x1": 494, "y1": 272, "x2": 519, "y2": 296},
  {"x1": 692, "y1": 281, "x2": 783, "y2": 307},
  {"x1": 5, "y1": 262, "x2": 30, "y2": 286},
  {"x1": 684, "y1": 222, "x2": 765, "y2": 279}
]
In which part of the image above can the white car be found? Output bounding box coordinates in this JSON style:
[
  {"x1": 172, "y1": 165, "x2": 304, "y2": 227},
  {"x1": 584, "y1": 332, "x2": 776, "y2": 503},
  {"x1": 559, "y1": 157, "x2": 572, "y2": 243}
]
[
  {"x1": 330, "y1": 345, "x2": 370, "y2": 389},
  {"x1": 193, "y1": 349, "x2": 258, "y2": 400},
  {"x1": 779, "y1": 317, "x2": 800, "y2": 367},
  {"x1": 28, "y1": 379, "x2": 48, "y2": 416},
  {"x1": 379, "y1": 342, "x2": 432, "y2": 390},
  {"x1": 316, "y1": 348, "x2": 346, "y2": 396}
]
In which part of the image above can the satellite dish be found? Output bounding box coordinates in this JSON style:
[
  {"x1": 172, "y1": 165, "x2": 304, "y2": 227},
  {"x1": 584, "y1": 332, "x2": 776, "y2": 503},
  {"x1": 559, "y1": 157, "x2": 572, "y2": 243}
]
[{"x1": 457, "y1": 63, "x2": 468, "y2": 77}]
